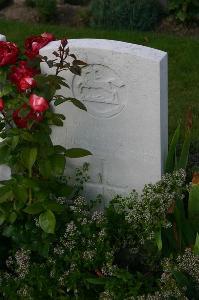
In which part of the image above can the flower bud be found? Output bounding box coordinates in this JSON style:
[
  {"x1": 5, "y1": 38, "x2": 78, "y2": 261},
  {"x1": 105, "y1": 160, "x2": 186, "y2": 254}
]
[
  {"x1": 0, "y1": 98, "x2": 4, "y2": 111},
  {"x1": 61, "y1": 38, "x2": 68, "y2": 48}
]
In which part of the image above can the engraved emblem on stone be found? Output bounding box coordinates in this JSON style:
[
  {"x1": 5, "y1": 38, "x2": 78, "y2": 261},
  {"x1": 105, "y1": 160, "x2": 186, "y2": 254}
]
[{"x1": 72, "y1": 64, "x2": 127, "y2": 118}]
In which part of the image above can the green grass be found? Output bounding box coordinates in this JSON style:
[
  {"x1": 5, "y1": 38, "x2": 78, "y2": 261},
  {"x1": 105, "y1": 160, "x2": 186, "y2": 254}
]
[{"x1": 0, "y1": 19, "x2": 199, "y2": 142}]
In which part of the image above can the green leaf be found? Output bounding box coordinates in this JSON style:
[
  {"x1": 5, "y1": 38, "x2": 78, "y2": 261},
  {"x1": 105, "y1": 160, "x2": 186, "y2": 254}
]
[
  {"x1": 24, "y1": 202, "x2": 44, "y2": 215},
  {"x1": 21, "y1": 147, "x2": 38, "y2": 172},
  {"x1": 56, "y1": 185, "x2": 74, "y2": 197},
  {"x1": 165, "y1": 123, "x2": 181, "y2": 173},
  {"x1": 188, "y1": 185, "x2": 199, "y2": 232},
  {"x1": 177, "y1": 128, "x2": 191, "y2": 170},
  {"x1": 39, "y1": 210, "x2": 56, "y2": 234},
  {"x1": 0, "y1": 213, "x2": 5, "y2": 225},
  {"x1": 14, "y1": 185, "x2": 28, "y2": 203},
  {"x1": 54, "y1": 145, "x2": 66, "y2": 153},
  {"x1": 44, "y1": 202, "x2": 64, "y2": 213},
  {"x1": 0, "y1": 186, "x2": 13, "y2": 203},
  {"x1": 51, "y1": 154, "x2": 66, "y2": 176},
  {"x1": 65, "y1": 148, "x2": 92, "y2": 158},
  {"x1": 155, "y1": 228, "x2": 162, "y2": 251},
  {"x1": 86, "y1": 278, "x2": 107, "y2": 285},
  {"x1": 73, "y1": 59, "x2": 87, "y2": 66},
  {"x1": 172, "y1": 270, "x2": 189, "y2": 289},
  {"x1": 70, "y1": 98, "x2": 87, "y2": 111},
  {"x1": 193, "y1": 233, "x2": 199, "y2": 255},
  {"x1": 54, "y1": 96, "x2": 87, "y2": 111},
  {"x1": 0, "y1": 144, "x2": 10, "y2": 164},
  {"x1": 39, "y1": 159, "x2": 52, "y2": 178},
  {"x1": 9, "y1": 212, "x2": 17, "y2": 224},
  {"x1": 0, "y1": 84, "x2": 13, "y2": 97}
]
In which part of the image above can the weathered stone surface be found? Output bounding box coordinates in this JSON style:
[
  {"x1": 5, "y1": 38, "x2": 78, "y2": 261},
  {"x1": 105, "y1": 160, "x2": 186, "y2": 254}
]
[{"x1": 40, "y1": 39, "x2": 168, "y2": 202}]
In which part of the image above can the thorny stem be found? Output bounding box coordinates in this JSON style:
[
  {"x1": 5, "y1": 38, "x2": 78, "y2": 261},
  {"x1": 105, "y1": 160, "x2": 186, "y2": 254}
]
[
  {"x1": 28, "y1": 167, "x2": 32, "y2": 205},
  {"x1": 56, "y1": 44, "x2": 66, "y2": 76}
]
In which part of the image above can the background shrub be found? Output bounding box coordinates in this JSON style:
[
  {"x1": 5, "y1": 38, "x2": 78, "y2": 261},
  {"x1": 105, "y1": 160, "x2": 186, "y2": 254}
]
[
  {"x1": 64, "y1": 0, "x2": 90, "y2": 5},
  {"x1": 25, "y1": 0, "x2": 36, "y2": 7},
  {"x1": 90, "y1": 0, "x2": 163, "y2": 31},
  {"x1": 0, "y1": 0, "x2": 12, "y2": 10},
  {"x1": 169, "y1": 0, "x2": 199, "y2": 23},
  {"x1": 35, "y1": 0, "x2": 57, "y2": 22}
]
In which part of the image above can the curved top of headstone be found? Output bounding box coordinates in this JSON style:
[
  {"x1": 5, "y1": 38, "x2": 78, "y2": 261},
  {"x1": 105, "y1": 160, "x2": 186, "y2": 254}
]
[
  {"x1": 0, "y1": 34, "x2": 6, "y2": 41},
  {"x1": 40, "y1": 39, "x2": 167, "y2": 62}
]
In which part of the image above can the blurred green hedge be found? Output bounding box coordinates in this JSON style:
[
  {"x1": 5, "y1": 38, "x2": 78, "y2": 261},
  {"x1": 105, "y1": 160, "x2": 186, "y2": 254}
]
[{"x1": 90, "y1": 0, "x2": 164, "y2": 31}]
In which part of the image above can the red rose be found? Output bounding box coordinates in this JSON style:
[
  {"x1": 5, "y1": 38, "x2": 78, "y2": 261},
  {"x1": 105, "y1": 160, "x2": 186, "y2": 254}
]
[
  {"x1": 19, "y1": 77, "x2": 36, "y2": 92},
  {"x1": 29, "y1": 94, "x2": 49, "y2": 112},
  {"x1": 0, "y1": 41, "x2": 19, "y2": 67},
  {"x1": 24, "y1": 32, "x2": 55, "y2": 59},
  {"x1": 0, "y1": 98, "x2": 4, "y2": 111},
  {"x1": 9, "y1": 61, "x2": 38, "y2": 92},
  {"x1": 13, "y1": 104, "x2": 43, "y2": 128}
]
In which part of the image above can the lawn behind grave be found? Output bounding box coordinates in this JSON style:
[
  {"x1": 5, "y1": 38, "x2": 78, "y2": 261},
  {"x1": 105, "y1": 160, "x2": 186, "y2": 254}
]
[{"x1": 1, "y1": 19, "x2": 199, "y2": 142}]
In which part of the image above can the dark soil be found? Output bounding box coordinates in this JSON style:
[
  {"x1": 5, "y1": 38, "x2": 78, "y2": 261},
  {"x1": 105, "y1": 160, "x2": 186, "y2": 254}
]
[{"x1": 156, "y1": 17, "x2": 199, "y2": 37}]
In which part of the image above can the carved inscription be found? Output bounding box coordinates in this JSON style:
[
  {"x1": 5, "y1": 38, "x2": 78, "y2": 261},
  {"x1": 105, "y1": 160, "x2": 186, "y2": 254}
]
[{"x1": 72, "y1": 64, "x2": 127, "y2": 118}]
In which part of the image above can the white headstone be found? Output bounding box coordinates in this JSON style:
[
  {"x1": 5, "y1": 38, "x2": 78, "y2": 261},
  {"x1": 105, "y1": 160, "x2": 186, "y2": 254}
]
[
  {"x1": 0, "y1": 34, "x2": 6, "y2": 41},
  {"x1": 42, "y1": 39, "x2": 168, "y2": 202}
]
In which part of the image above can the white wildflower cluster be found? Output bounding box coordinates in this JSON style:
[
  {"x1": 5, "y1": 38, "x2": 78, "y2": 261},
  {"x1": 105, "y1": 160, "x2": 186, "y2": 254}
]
[
  {"x1": 17, "y1": 285, "x2": 30, "y2": 298},
  {"x1": 101, "y1": 251, "x2": 118, "y2": 276},
  {"x1": 70, "y1": 196, "x2": 90, "y2": 217},
  {"x1": 53, "y1": 246, "x2": 64, "y2": 256},
  {"x1": 99, "y1": 290, "x2": 114, "y2": 300},
  {"x1": 58, "y1": 271, "x2": 70, "y2": 287},
  {"x1": 92, "y1": 210, "x2": 105, "y2": 225},
  {"x1": 159, "y1": 271, "x2": 187, "y2": 299},
  {"x1": 177, "y1": 248, "x2": 199, "y2": 284},
  {"x1": 60, "y1": 221, "x2": 79, "y2": 252},
  {"x1": 82, "y1": 250, "x2": 96, "y2": 261},
  {"x1": 6, "y1": 249, "x2": 30, "y2": 279},
  {"x1": 136, "y1": 293, "x2": 163, "y2": 300},
  {"x1": 112, "y1": 169, "x2": 186, "y2": 246},
  {"x1": 15, "y1": 249, "x2": 31, "y2": 279}
]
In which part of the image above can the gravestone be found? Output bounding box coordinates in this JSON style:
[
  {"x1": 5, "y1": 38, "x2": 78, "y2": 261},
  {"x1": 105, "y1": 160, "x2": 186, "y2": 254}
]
[
  {"x1": 0, "y1": 34, "x2": 6, "y2": 41},
  {"x1": 40, "y1": 39, "x2": 168, "y2": 202}
]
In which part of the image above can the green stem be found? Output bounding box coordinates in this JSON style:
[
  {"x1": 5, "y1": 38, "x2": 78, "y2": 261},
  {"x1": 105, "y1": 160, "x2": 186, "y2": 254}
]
[{"x1": 28, "y1": 167, "x2": 32, "y2": 205}]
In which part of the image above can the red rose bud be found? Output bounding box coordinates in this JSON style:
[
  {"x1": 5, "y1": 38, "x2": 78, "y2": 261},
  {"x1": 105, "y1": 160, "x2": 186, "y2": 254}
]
[
  {"x1": 19, "y1": 76, "x2": 36, "y2": 92},
  {"x1": 29, "y1": 94, "x2": 49, "y2": 112},
  {"x1": 13, "y1": 104, "x2": 44, "y2": 128},
  {"x1": 0, "y1": 98, "x2": 4, "y2": 111},
  {"x1": 0, "y1": 41, "x2": 19, "y2": 67},
  {"x1": 61, "y1": 38, "x2": 68, "y2": 47},
  {"x1": 25, "y1": 33, "x2": 55, "y2": 59}
]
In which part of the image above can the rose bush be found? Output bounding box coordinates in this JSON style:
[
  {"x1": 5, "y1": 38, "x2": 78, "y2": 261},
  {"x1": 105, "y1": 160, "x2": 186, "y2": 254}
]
[{"x1": 0, "y1": 33, "x2": 91, "y2": 243}]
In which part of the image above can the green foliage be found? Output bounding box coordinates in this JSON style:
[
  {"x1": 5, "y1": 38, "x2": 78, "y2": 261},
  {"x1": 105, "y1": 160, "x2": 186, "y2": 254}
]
[
  {"x1": 169, "y1": 0, "x2": 199, "y2": 23},
  {"x1": 36, "y1": 0, "x2": 57, "y2": 22},
  {"x1": 64, "y1": 0, "x2": 90, "y2": 5},
  {"x1": 165, "y1": 111, "x2": 192, "y2": 174},
  {"x1": 90, "y1": 0, "x2": 163, "y2": 31},
  {"x1": 25, "y1": 0, "x2": 36, "y2": 7},
  {"x1": 0, "y1": 171, "x2": 199, "y2": 299}
]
